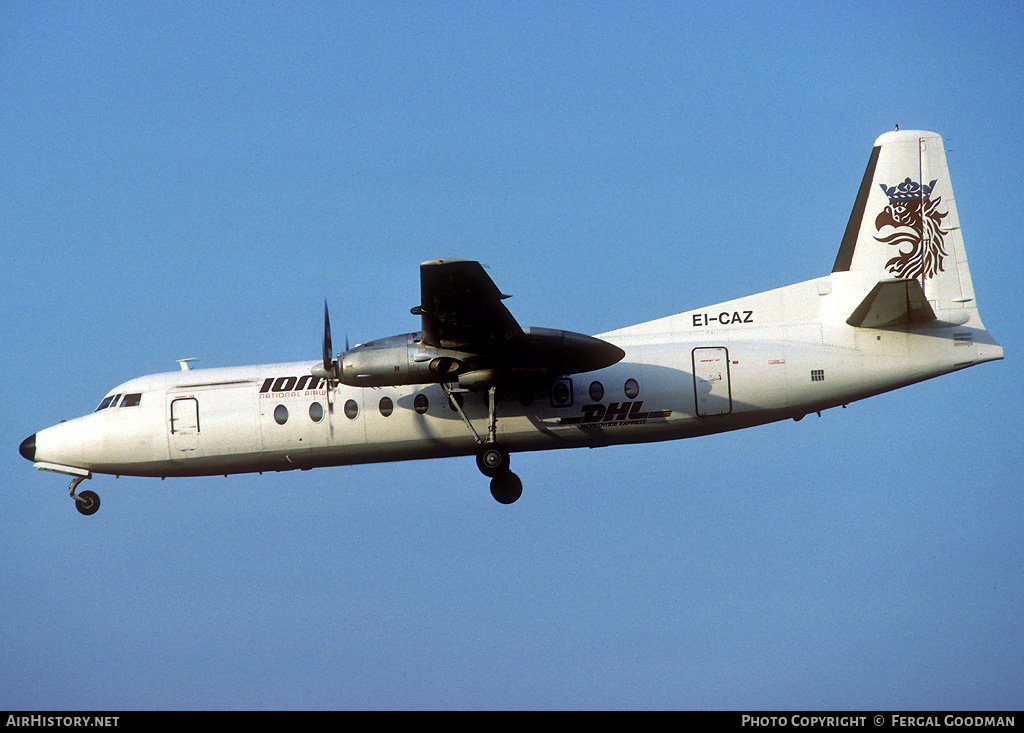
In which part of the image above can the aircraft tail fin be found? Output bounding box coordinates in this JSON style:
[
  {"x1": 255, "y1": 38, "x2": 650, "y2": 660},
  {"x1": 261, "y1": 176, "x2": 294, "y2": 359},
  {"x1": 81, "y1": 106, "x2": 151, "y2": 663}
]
[{"x1": 832, "y1": 130, "x2": 977, "y2": 317}]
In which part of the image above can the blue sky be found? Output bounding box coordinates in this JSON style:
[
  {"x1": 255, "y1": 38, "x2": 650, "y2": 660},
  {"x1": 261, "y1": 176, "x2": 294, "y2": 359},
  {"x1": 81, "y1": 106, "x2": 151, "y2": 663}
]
[{"x1": 2, "y1": 1, "x2": 1022, "y2": 710}]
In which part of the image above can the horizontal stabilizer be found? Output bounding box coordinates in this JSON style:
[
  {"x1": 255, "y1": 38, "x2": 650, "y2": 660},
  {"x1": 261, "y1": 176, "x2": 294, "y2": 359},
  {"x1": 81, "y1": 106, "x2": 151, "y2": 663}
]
[{"x1": 846, "y1": 279, "x2": 937, "y2": 329}]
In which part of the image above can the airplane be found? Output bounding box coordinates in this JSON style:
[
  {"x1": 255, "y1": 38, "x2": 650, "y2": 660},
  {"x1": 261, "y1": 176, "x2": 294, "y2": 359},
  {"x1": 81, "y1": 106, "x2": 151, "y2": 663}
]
[{"x1": 19, "y1": 130, "x2": 1004, "y2": 514}]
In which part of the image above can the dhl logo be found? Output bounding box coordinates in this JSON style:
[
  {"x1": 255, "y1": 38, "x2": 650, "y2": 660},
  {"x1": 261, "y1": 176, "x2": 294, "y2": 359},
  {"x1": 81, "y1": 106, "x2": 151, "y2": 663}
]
[{"x1": 559, "y1": 401, "x2": 672, "y2": 426}]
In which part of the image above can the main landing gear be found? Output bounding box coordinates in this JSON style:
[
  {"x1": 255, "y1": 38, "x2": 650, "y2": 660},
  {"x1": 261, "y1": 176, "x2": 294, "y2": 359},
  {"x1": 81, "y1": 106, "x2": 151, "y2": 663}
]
[
  {"x1": 476, "y1": 444, "x2": 523, "y2": 505},
  {"x1": 69, "y1": 475, "x2": 100, "y2": 516},
  {"x1": 445, "y1": 383, "x2": 524, "y2": 504}
]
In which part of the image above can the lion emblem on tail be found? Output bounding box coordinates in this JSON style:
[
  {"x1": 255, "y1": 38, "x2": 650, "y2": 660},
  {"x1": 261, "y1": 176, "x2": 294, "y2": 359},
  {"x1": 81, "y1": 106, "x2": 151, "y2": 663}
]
[{"x1": 875, "y1": 177, "x2": 949, "y2": 279}]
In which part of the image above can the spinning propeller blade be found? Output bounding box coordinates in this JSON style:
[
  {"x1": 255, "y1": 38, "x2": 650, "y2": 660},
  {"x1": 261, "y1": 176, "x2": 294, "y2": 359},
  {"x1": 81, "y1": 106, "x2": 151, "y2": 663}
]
[{"x1": 323, "y1": 300, "x2": 334, "y2": 375}]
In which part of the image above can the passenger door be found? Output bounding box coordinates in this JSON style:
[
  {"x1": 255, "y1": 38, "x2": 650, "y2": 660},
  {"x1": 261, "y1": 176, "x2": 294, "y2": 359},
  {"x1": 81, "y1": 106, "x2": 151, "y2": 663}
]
[
  {"x1": 692, "y1": 347, "x2": 733, "y2": 416},
  {"x1": 169, "y1": 397, "x2": 200, "y2": 454}
]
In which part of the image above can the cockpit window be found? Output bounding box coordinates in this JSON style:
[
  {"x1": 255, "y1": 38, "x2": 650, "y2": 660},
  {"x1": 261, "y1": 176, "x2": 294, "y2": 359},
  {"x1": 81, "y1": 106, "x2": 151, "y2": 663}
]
[
  {"x1": 95, "y1": 394, "x2": 121, "y2": 411},
  {"x1": 95, "y1": 392, "x2": 141, "y2": 411}
]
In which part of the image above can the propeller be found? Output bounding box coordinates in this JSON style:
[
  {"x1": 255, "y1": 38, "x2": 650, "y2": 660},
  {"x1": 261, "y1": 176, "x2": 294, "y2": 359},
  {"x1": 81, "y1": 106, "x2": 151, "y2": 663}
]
[
  {"x1": 316, "y1": 300, "x2": 342, "y2": 417},
  {"x1": 322, "y1": 300, "x2": 334, "y2": 376}
]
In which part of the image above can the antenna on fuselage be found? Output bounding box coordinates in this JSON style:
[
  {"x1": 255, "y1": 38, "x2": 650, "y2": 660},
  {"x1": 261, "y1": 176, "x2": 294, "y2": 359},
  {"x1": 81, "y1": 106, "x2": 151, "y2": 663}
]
[{"x1": 176, "y1": 358, "x2": 197, "y2": 371}]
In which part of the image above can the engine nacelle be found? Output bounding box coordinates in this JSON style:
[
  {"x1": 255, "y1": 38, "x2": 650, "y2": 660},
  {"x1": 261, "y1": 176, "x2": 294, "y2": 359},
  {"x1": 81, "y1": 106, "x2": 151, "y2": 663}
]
[
  {"x1": 323, "y1": 327, "x2": 624, "y2": 388},
  {"x1": 457, "y1": 368, "x2": 498, "y2": 390},
  {"x1": 338, "y1": 334, "x2": 468, "y2": 387}
]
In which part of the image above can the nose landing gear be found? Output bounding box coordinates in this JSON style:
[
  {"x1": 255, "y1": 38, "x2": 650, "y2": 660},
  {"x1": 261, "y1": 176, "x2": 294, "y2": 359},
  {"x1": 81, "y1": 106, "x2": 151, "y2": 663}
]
[{"x1": 69, "y1": 475, "x2": 100, "y2": 516}]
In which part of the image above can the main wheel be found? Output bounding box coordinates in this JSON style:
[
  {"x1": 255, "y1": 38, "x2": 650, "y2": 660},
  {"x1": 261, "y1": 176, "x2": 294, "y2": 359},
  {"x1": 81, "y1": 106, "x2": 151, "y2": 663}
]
[
  {"x1": 75, "y1": 490, "x2": 100, "y2": 516},
  {"x1": 489, "y1": 471, "x2": 523, "y2": 505},
  {"x1": 476, "y1": 445, "x2": 509, "y2": 477}
]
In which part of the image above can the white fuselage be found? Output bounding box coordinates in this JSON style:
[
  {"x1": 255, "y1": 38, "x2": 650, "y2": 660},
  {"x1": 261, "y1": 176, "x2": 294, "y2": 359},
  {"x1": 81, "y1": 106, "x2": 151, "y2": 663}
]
[{"x1": 28, "y1": 270, "x2": 1003, "y2": 481}]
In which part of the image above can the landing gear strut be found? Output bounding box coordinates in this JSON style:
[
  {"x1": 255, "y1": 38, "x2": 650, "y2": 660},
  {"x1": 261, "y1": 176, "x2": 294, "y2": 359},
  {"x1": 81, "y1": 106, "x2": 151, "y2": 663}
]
[
  {"x1": 445, "y1": 383, "x2": 524, "y2": 504},
  {"x1": 69, "y1": 475, "x2": 100, "y2": 516}
]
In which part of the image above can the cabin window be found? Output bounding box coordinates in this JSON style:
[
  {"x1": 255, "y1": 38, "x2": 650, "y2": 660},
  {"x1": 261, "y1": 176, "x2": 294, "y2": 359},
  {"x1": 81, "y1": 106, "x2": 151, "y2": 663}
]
[
  {"x1": 379, "y1": 396, "x2": 394, "y2": 417},
  {"x1": 589, "y1": 381, "x2": 604, "y2": 402},
  {"x1": 414, "y1": 393, "x2": 429, "y2": 414},
  {"x1": 274, "y1": 404, "x2": 289, "y2": 425},
  {"x1": 624, "y1": 379, "x2": 640, "y2": 399},
  {"x1": 550, "y1": 379, "x2": 573, "y2": 407},
  {"x1": 344, "y1": 399, "x2": 359, "y2": 420},
  {"x1": 309, "y1": 402, "x2": 324, "y2": 423},
  {"x1": 121, "y1": 393, "x2": 142, "y2": 407}
]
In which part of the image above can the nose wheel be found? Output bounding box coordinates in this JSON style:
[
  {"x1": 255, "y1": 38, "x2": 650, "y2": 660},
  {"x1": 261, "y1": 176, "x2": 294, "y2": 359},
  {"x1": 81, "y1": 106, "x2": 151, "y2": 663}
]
[
  {"x1": 69, "y1": 475, "x2": 100, "y2": 516},
  {"x1": 75, "y1": 490, "x2": 101, "y2": 516}
]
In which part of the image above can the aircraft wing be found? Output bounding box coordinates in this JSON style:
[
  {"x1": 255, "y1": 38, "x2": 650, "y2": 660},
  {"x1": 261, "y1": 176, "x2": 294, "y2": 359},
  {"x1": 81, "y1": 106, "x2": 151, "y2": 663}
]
[
  {"x1": 416, "y1": 259, "x2": 524, "y2": 351},
  {"x1": 414, "y1": 259, "x2": 624, "y2": 376}
]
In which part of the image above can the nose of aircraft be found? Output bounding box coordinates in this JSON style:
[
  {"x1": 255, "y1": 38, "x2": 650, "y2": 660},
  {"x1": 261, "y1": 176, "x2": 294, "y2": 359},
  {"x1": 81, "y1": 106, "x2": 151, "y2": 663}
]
[{"x1": 19, "y1": 433, "x2": 36, "y2": 461}]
